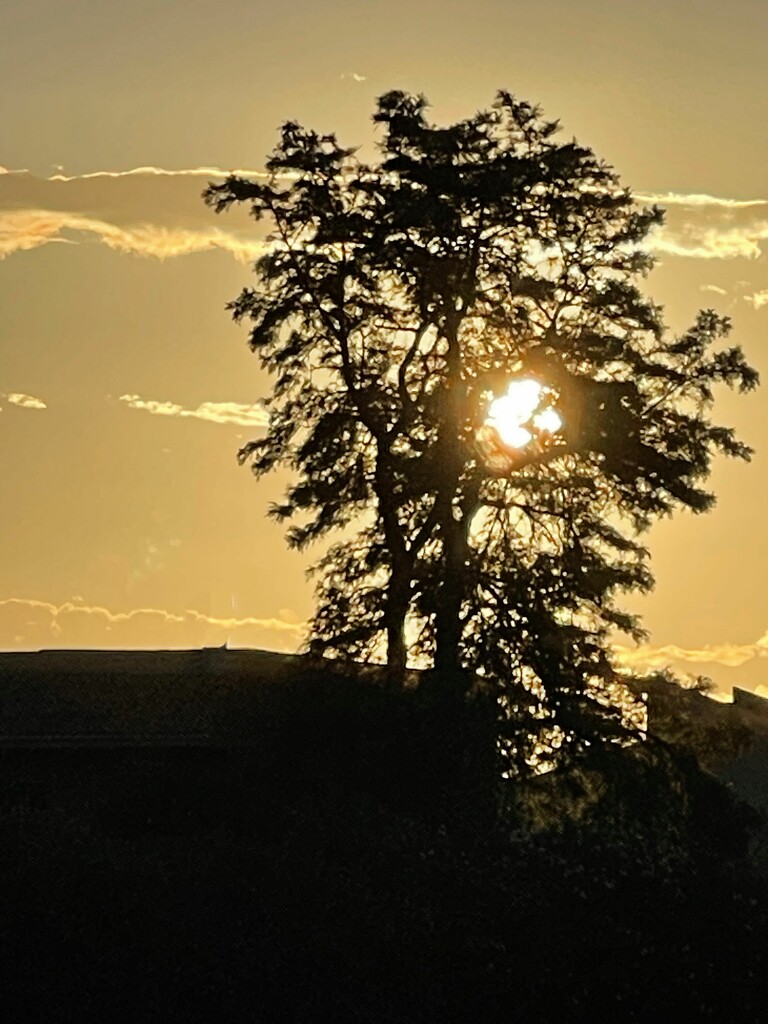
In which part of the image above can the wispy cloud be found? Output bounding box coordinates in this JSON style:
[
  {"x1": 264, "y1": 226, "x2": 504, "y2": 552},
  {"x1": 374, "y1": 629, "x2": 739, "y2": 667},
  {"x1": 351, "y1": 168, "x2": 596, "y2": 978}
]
[
  {"x1": 4, "y1": 597, "x2": 301, "y2": 634},
  {"x1": 615, "y1": 631, "x2": 768, "y2": 671},
  {"x1": 636, "y1": 191, "x2": 768, "y2": 260},
  {"x1": 0, "y1": 597, "x2": 305, "y2": 652},
  {"x1": 340, "y1": 72, "x2": 367, "y2": 83},
  {"x1": 47, "y1": 165, "x2": 269, "y2": 182},
  {"x1": 637, "y1": 192, "x2": 768, "y2": 209},
  {"x1": 0, "y1": 209, "x2": 268, "y2": 261},
  {"x1": 700, "y1": 284, "x2": 727, "y2": 296},
  {"x1": 649, "y1": 220, "x2": 768, "y2": 260},
  {"x1": 1, "y1": 392, "x2": 47, "y2": 410},
  {"x1": 118, "y1": 394, "x2": 269, "y2": 428},
  {"x1": 5, "y1": 174, "x2": 768, "y2": 267}
]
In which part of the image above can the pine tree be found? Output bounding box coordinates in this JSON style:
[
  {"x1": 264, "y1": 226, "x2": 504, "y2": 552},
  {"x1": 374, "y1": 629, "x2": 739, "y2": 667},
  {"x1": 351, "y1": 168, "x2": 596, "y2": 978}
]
[{"x1": 205, "y1": 91, "x2": 757, "y2": 770}]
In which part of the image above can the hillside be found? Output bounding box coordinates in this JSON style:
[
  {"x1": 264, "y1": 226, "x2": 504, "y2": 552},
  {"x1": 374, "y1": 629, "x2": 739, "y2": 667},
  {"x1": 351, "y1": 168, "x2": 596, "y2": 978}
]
[{"x1": 2, "y1": 648, "x2": 768, "y2": 1021}]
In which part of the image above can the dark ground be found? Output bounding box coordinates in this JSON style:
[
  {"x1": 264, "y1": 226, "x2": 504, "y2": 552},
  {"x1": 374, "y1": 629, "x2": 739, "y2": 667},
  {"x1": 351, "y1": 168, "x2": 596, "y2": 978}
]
[{"x1": 2, "y1": 672, "x2": 767, "y2": 1023}]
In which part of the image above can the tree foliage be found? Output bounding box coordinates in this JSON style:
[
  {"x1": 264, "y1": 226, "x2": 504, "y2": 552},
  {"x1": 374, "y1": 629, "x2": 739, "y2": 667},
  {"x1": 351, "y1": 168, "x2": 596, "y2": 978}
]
[{"x1": 205, "y1": 91, "x2": 757, "y2": 772}]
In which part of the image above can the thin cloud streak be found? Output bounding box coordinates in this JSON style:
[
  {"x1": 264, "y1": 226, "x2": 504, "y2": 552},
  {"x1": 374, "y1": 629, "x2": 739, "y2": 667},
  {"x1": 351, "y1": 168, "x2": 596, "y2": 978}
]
[
  {"x1": 118, "y1": 394, "x2": 269, "y2": 428},
  {"x1": 4, "y1": 595, "x2": 764, "y2": 673},
  {"x1": 637, "y1": 192, "x2": 768, "y2": 209},
  {"x1": 615, "y1": 631, "x2": 768, "y2": 671},
  {"x1": 47, "y1": 165, "x2": 269, "y2": 182},
  {"x1": 5, "y1": 209, "x2": 765, "y2": 263},
  {"x1": 5, "y1": 172, "x2": 768, "y2": 266},
  {"x1": 0, "y1": 597, "x2": 302, "y2": 633},
  {"x1": 0, "y1": 597, "x2": 306, "y2": 652},
  {"x1": 0, "y1": 209, "x2": 268, "y2": 261}
]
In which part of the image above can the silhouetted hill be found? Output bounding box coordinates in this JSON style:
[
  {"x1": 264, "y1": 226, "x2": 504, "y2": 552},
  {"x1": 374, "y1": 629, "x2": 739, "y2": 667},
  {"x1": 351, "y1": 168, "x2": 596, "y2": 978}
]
[
  {"x1": 0, "y1": 646, "x2": 498, "y2": 835},
  {"x1": 3, "y1": 646, "x2": 768, "y2": 813},
  {"x1": 2, "y1": 648, "x2": 767, "y2": 1022},
  {"x1": 0, "y1": 646, "x2": 316, "y2": 741}
]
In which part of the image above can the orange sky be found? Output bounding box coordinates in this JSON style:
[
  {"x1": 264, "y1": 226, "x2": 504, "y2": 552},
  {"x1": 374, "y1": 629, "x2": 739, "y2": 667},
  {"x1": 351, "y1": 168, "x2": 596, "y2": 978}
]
[{"x1": 2, "y1": 0, "x2": 767, "y2": 696}]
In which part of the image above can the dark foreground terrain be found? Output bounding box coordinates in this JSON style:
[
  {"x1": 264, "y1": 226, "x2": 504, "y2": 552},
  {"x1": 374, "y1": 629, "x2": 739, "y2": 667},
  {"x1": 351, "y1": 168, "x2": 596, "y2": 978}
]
[{"x1": 2, "y1": 662, "x2": 767, "y2": 1023}]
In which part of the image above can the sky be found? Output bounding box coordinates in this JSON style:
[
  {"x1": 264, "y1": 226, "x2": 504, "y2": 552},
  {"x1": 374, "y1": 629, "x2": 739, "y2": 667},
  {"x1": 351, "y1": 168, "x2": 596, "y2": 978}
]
[{"x1": 2, "y1": 0, "x2": 768, "y2": 697}]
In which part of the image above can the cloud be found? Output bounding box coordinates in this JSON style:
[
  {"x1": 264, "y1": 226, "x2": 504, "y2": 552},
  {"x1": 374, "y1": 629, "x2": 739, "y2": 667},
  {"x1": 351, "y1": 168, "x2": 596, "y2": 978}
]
[
  {"x1": 648, "y1": 220, "x2": 768, "y2": 260},
  {"x1": 0, "y1": 166, "x2": 274, "y2": 261},
  {"x1": 118, "y1": 394, "x2": 269, "y2": 428},
  {"x1": 47, "y1": 165, "x2": 269, "y2": 182},
  {"x1": 636, "y1": 192, "x2": 768, "y2": 260},
  {"x1": 2, "y1": 392, "x2": 47, "y2": 409},
  {"x1": 340, "y1": 72, "x2": 367, "y2": 82},
  {"x1": 0, "y1": 209, "x2": 268, "y2": 261},
  {"x1": 5, "y1": 172, "x2": 768, "y2": 267},
  {"x1": 615, "y1": 631, "x2": 768, "y2": 671},
  {"x1": 700, "y1": 284, "x2": 727, "y2": 296},
  {"x1": 745, "y1": 289, "x2": 768, "y2": 309},
  {"x1": 0, "y1": 597, "x2": 305, "y2": 653},
  {"x1": 0, "y1": 167, "x2": 288, "y2": 224},
  {"x1": 636, "y1": 192, "x2": 768, "y2": 209}
]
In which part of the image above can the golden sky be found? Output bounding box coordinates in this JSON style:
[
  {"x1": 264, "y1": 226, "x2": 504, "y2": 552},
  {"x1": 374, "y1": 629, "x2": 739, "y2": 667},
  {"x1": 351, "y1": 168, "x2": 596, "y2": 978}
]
[{"x1": 2, "y1": 0, "x2": 768, "y2": 695}]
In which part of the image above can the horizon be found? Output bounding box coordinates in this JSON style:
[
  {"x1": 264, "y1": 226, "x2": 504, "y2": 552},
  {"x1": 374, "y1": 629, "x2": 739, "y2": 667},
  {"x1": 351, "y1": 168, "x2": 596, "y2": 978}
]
[{"x1": 2, "y1": 645, "x2": 767, "y2": 708}]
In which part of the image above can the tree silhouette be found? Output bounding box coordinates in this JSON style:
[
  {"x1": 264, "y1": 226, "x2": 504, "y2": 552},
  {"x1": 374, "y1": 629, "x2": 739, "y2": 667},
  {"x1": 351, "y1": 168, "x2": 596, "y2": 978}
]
[{"x1": 205, "y1": 91, "x2": 757, "y2": 770}]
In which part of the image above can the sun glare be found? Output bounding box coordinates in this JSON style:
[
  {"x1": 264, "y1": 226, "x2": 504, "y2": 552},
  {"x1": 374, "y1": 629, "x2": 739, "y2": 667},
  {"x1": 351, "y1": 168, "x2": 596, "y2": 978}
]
[{"x1": 486, "y1": 379, "x2": 562, "y2": 450}]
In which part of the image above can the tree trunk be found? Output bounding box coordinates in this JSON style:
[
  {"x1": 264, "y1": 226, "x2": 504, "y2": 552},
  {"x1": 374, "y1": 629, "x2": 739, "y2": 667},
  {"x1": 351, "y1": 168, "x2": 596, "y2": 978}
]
[
  {"x1": 432, "y1": 312, "x2": 470, "y2": 698},
  {"x1": 377, "y1": 448, "x2": 412, "y2": 688},
  {"x1": 385, "y1": 559, "x2": 410, "y2": 686},
  {"x1": 434, "y1": 504, "x2": 468, "y2": 694}
]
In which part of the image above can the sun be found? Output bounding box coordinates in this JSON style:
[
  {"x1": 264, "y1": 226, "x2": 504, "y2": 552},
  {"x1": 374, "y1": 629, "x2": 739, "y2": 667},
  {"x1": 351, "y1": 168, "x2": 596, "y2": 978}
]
[{"x1": 485, "y1": 379, "x2": 562, "y2": 449}]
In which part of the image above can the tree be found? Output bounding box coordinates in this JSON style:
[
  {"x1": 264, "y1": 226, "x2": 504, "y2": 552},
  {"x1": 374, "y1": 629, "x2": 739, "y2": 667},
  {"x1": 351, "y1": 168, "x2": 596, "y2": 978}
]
[{"x1": 204, "y1": 91, "x2": 757, "y2": 771}]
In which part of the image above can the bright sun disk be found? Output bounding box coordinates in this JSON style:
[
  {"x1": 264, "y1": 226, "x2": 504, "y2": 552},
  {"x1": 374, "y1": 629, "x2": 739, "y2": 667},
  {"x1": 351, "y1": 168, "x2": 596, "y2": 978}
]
[{"x1": 486, "y1": 379, "x2": 562, "y2": 449}]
